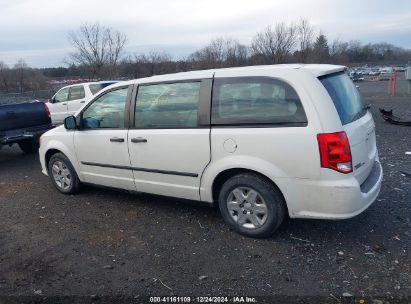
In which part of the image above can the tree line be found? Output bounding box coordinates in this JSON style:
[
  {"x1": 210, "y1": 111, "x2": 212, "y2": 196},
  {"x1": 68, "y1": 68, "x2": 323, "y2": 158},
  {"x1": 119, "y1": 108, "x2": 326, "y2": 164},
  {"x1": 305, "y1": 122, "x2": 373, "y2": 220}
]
[
  {"x1": 0, "y1": 59, "x2": 49, "y2": 93},
  {"x1": 1, "y1": 20, "x2": 410, "y2": 93}
]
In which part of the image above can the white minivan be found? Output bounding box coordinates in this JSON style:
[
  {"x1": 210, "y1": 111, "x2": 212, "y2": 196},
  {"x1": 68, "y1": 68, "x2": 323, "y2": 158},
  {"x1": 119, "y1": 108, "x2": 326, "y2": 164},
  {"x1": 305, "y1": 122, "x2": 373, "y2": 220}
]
[
  {"x1": 39, "y1": 64, "x2": 383, "y2": 237},
  {"x1": 47, "y1": 81, "x2": 117, "y2": 125}
]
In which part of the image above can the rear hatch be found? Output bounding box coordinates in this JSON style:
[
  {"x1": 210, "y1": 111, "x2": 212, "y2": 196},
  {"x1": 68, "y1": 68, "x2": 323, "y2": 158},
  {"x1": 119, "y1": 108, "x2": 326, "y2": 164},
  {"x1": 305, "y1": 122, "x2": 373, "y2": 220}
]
[{"x1": 319, "y1": 72, "x2": 377, "y2": 185}]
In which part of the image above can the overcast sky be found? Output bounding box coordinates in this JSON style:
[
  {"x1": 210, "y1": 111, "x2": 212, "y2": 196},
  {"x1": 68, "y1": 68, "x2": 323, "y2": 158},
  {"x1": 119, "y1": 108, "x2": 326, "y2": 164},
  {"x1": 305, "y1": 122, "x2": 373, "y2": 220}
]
[{"x1": 0, "y1": 0, "x2": 410, "y2": 68}]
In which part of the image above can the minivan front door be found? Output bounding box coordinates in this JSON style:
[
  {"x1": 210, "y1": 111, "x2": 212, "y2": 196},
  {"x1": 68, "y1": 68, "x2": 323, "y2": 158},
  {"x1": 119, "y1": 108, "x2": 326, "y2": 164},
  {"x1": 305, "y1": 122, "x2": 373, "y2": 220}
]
[
  {"x1": 128, "y1": 79, "x2": 212, "y2": 200},
  {"x1": 74, "y1": 86, "x2": 136, "y2": 191},
  {"x1": 49, "y1": 87, "x2": 69, "y2": 124}
]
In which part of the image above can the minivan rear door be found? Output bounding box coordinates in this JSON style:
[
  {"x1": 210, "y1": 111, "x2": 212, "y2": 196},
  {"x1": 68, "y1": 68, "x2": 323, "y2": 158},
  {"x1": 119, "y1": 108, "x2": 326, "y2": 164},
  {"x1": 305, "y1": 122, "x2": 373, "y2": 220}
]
[
  {"x1": 67, "y1": 85, "x2": 86, "y2": 116},
  {"x1": 319, "y1": 72, "x2": 377, "y2": 185}
]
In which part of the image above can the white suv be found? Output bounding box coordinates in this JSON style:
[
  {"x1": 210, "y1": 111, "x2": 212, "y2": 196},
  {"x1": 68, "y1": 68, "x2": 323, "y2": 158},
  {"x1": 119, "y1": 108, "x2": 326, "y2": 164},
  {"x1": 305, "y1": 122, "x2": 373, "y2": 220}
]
[
  {"x1": 47, "y1": 81, "x2": 117, "y2": 125},
  {"x1": 39, "y1": 64, "x2": 383, "y2": 237}
]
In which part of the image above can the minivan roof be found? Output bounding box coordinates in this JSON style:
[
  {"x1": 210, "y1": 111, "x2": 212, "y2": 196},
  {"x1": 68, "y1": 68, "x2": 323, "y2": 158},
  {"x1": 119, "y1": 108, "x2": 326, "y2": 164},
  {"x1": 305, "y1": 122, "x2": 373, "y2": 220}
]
[{"x1": 109, "y1": 64, "x2": 346, "y2": 88}]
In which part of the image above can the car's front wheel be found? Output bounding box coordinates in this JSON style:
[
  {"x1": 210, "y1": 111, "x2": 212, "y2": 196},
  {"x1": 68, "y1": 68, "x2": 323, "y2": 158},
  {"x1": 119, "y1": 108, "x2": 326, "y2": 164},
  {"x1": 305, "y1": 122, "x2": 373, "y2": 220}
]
[
  {"x1": 48, "y1": 152, "x2": 81, "y2": 194},
  {"x1": 218, "y1": 173, "x2": 286, "y2": 238}
]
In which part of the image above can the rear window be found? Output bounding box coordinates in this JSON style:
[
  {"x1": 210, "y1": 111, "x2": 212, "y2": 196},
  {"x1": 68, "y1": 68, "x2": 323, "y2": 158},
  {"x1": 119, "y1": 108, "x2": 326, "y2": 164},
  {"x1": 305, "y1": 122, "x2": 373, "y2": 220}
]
[
  {"x1": 68, "y1": 85, "x2": 85, "y2": 100},
  {"x1": 211, "y1": 77, "x2": 307, "y2": 126},
  {"x1": 319, "y1": 72, "x2": 365, "y2": 125},
  {"x1": 89, "y1": 82, "x2": 117, "y2": 95}
]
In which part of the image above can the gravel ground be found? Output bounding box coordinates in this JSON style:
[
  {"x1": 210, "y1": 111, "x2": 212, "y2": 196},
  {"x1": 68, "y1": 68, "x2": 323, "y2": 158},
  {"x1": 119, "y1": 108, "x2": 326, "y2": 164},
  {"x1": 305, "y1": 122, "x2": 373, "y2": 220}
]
[{"x1": 0, "y1": 78, "x2": 410, "y2": 303}]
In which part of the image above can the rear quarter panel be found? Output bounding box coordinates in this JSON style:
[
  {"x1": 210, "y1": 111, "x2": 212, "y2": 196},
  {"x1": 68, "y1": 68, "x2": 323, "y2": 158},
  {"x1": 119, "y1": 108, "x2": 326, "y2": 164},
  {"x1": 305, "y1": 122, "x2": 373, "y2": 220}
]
[{"x1": 200, "y1": 70, "x2": 328, "y2": 205}]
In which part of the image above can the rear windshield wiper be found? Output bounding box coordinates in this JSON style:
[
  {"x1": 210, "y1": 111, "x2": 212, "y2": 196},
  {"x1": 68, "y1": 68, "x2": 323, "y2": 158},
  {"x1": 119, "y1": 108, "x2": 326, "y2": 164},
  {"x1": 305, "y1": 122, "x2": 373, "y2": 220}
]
[{"x1": 349, "y1": 105, "x2": 369, "y2": 123}]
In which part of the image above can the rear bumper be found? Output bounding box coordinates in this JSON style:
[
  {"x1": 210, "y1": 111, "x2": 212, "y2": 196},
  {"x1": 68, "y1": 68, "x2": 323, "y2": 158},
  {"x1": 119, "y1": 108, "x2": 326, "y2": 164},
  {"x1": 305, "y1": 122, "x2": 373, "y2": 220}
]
[
  {"x1": 0, "y1": 124, "x2": 53, "y2": 145},
  {"x1": 287, "y1": 161, "x2": 383, "y2": 219}
]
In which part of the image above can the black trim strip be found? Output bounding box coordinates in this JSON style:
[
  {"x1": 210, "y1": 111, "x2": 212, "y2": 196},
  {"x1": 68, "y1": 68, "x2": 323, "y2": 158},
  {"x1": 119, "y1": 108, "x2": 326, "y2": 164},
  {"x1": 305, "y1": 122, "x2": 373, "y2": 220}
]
[
  {"x1": 81, "y1": 161, "x2": 198, "y2": 177},
  {"x1": 211, "y1": 122, "x2": 308, "y2": 128},
  {"x1": 198, "y1": 78, "x2": 212, "y2": 126}
]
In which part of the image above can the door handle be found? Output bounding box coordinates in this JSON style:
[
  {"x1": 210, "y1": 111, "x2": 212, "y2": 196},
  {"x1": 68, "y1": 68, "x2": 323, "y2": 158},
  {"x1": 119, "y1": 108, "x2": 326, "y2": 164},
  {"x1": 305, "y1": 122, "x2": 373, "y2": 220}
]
[
  {"x1": 110, "y1": 137, "x2": 125, "y2": 143},
  {"x1": 80, "y1": 100, "x2": 85, "y2": 103},
  {"x1": 131, "y1": 137, "x2": 147, "y2": 143},
  {"x1": 62, "y1": 103, "x2": 67, "y2": 105}
]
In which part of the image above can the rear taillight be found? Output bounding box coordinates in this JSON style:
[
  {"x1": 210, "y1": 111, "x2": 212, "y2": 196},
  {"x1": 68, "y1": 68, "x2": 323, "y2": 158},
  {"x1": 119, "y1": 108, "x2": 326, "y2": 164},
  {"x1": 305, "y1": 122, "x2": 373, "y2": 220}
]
[
  {"x1": 317, "y1": 131, "x2": 352, "y2": 174},
  {"x1": 44, "y1": 103, "x2": 51, "y2": 118}
]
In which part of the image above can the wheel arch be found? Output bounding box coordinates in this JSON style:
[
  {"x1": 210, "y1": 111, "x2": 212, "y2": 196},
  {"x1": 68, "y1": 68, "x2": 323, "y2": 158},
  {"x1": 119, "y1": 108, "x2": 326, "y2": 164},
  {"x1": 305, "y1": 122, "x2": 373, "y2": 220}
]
[
  {"x1": 45, "y1": 149, "x2": 62, "y2": 172},
  {"x1": 210, "y1": 168, "x2": 289, "y2": 216},
  {"x1": 42, "y1": 140, "x2": 82, "y2": 180}
]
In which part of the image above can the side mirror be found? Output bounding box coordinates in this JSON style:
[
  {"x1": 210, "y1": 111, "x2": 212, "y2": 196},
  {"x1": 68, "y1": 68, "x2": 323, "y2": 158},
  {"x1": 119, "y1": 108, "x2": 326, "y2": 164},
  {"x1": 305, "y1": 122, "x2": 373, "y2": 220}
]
[{"x1": 64, "y1": 116, "x2": 77, "y2": 130}]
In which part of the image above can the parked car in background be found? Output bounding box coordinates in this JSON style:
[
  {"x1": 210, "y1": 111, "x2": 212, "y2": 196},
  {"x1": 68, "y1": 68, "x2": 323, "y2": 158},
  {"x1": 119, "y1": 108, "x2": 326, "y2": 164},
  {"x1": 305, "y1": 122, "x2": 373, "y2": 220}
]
[
  {"x1": 378, "y1": 67, "x2": 394, "y2": 81},
  {"x1": 47, "y1": 81, "x2": 117, "y2": 125},
  {"x1": 393, "y1": 66, "x2": 406, "y2": 72},
  {"x1": 359, "y1": 69, "x2": 370, "y2": 75},
  {"x1": 369, "y1": 68, "x2": 381, "y2": 76},
  {"x1": 1, "y1": 102, "x2": 53, "y2": 153},
  {"x1": 349, "y1": 71, "x2": 364, "y2": 82},
  {"x1": 39, "y1": 64, "x2": 382, "y2": 238}
]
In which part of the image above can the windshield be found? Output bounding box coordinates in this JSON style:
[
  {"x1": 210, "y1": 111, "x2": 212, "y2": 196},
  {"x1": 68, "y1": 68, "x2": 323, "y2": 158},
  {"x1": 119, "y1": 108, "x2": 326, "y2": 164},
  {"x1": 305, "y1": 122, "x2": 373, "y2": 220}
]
[{"x1": 319, "y1": 72, "x2": 365, "y2": 125}]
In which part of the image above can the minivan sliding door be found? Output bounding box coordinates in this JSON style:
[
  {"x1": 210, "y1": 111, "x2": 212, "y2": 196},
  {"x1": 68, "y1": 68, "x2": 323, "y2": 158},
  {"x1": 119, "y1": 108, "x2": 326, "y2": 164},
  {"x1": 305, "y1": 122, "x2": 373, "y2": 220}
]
[{"x1": 128, "y1": 78, "x2": 212, "y2": 200}]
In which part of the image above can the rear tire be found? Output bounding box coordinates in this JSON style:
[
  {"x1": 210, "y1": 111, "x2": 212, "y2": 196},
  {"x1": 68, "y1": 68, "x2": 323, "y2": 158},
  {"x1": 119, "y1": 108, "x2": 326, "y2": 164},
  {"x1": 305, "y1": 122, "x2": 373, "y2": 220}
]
[
  {"x1": 18, "y1": 140, "x2": 39, "y2": 154},
  {"x1": 218, "y1": 173, "x2": 286, "y2": 238},
  {"x1": 48, "y1": 153, "x2": 81, "y2": 194}
]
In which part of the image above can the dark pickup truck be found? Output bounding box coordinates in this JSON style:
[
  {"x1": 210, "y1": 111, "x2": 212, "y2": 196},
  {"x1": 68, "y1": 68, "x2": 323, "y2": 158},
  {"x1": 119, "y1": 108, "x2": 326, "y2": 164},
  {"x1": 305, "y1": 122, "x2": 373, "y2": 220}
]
[{"x1": 0, "y1": 102, "x2": 53, "y2": 153}]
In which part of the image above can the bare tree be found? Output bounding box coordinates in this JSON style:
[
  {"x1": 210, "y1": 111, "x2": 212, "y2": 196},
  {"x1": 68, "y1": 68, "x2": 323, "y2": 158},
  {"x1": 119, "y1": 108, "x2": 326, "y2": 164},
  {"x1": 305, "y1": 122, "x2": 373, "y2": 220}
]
[
  {"x1": 139, "y1": 51, "x2": 173, "y2": 76},
  {"x1": 329, "y1": 38, "x2": 349, "y2": 64},
  {"x1": 297, "y1": 19, "x2": 314, "y2": 63},
  {"x1": 68, "y1": 23, "x2": 127, "y2": 78},
  {"x1": 251, "y1": 22, "x2": 297, "y2": 64},
  {"x1": 13, "y1": 59, "x2": 28, "y2": 93},
  {"x1": 0, "y1": 61, "x2": 10, "y2": 92},
  {"x1": 120, "y1": 51, "x2": 174, "y2": 78},
  {"x1": 223, "y1": 38, "x2": 248, "y2": 67},
  {"x1": 189, "y1": 37, "x2": 248, "y2": 69}
]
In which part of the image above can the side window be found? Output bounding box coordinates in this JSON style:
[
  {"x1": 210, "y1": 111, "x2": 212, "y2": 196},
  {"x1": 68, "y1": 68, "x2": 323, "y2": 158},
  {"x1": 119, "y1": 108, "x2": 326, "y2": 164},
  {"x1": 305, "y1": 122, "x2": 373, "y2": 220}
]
[
  {"x1": 211, "y1": 77, "x2": 307, "y2": 125},
  {"x1": 68, "y1": 86, "x2": 85, "y2": 101},
  {"x1": 54, "y1": 87, "x2": 69, "y2": 103},
  {"x1": 135, "y1": 82, "x2": 201, "y2": 129},
  {"x1": 82, "y1": 87, "x2": 129, "y2": 129},
  {"x1": 89, "y1": 84, "x2": 101, "y2": 95},
  {"x1": 89, "y1": 82, "x2": 116, "y2": 95}
]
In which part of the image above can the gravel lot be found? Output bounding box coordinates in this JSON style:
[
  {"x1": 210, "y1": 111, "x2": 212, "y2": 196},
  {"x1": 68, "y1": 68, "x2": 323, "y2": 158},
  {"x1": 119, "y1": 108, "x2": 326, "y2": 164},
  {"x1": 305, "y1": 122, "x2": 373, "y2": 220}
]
[{"x1": 0, "y1": 77, "x2": 410, "y2": 303}]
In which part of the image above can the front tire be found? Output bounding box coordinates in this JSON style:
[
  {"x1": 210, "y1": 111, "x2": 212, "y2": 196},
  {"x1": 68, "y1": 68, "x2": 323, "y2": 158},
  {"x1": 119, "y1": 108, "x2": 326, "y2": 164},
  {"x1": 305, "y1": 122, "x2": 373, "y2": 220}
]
[
  {"x1": 218, "y1": 173, "x2": 286, "y2": 238},
  {"x1": 48, "y1": 153, "x2": 81, "y2": 194}
]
